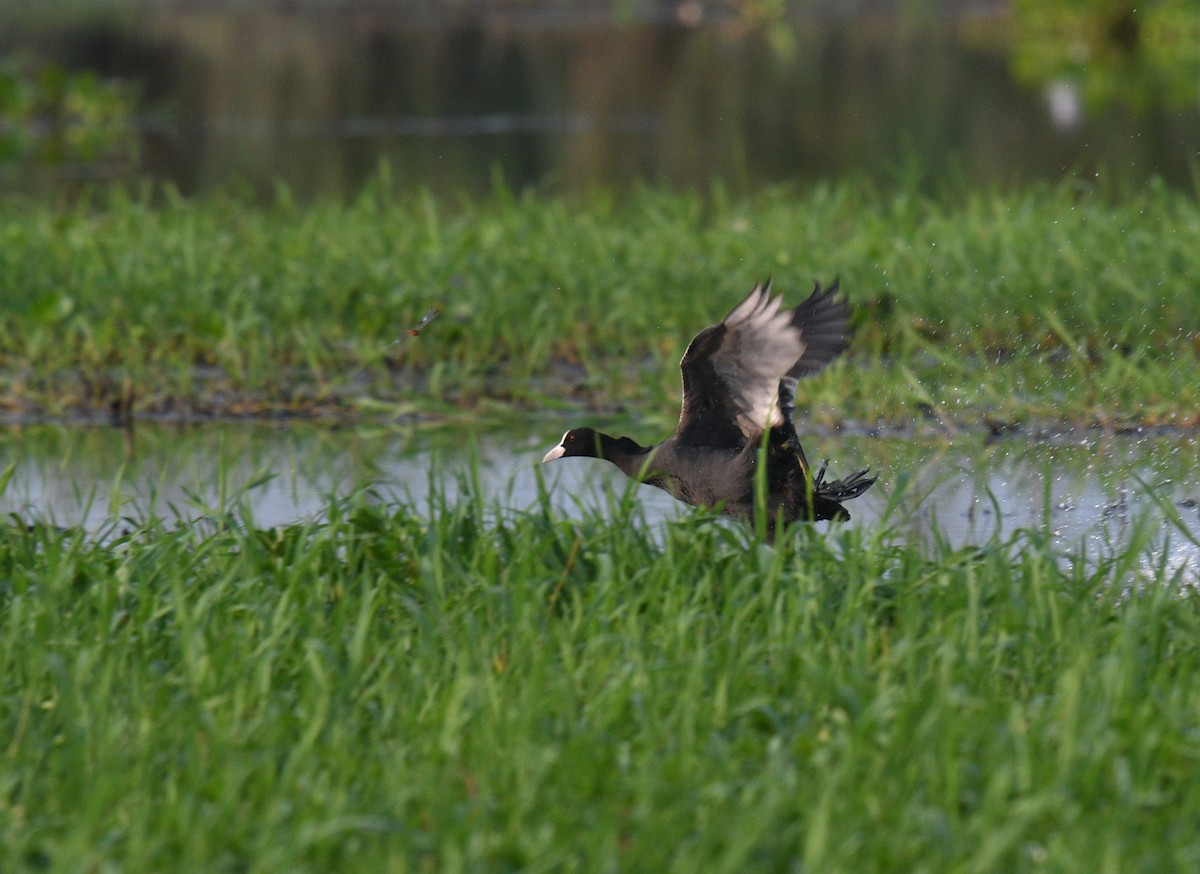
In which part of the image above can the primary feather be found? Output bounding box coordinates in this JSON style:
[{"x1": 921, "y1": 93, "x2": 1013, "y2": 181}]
[{"x1": 676, "y1": 278, "x2": 850, "y2": 448}]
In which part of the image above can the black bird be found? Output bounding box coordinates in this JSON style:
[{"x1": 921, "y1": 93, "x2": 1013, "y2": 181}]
[{"x1": 542, "y1": 279, "x2": 875, "y2": 531}]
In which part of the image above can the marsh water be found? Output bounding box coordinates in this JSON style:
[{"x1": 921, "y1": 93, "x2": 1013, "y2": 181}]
[
  {"x1": 3, "y1": 422, "x2": 1198, "y2": 578},
  {"x1": 9, "y1": 5, "x2": 1200, "y2": 197}
]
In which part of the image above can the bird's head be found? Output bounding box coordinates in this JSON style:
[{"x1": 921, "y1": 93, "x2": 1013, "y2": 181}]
[{"x1": 542, "y1": 427, "x2": 602, "y2": 462}]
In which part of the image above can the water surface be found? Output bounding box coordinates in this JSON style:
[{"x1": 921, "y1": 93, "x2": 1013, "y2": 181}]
[
  {"x1": 2, "y1": 423, "x2": 1197, "y2": 580},
  {"x1": 7, "y1": 6, "x2": 1199, "y2": 197}
]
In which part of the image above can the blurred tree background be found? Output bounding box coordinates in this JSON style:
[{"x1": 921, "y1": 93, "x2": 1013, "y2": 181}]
[
  {"x1": 0, "y1": 56, "x2": 137, "y2": 184},
  {"x1": 0, "y1": 0, "x2": 1197, "y2": 199}
]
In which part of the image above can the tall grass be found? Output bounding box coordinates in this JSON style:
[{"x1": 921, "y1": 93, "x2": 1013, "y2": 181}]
[
  {"x1": 0, "y1": 175, "x2": 1196, "y2": 423},
  {"x1": 1, "y1": 475, "x2": 1198, "y2": 871}
]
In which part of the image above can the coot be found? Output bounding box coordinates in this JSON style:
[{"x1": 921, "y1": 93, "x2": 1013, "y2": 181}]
[{"x1": 542, "y1": 279, "x2": 875, "y2": 531}]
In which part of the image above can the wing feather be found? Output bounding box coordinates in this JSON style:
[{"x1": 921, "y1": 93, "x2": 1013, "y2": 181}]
[{"x1": 675, "y1": 279, "x2": 850, "y2": 448}]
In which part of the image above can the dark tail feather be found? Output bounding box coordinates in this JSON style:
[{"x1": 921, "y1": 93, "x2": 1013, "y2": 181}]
[
  {"x1": 813, "y1": 463, "x2": 876, "y2": 503},
  {"x1": 777, "y1": 376, "x2": 876, "y2": 522}
]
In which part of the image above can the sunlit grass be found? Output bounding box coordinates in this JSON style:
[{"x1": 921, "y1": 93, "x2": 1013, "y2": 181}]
[
  {"x1": 2, "y1": 170, "x2": 1200, "y2": 869},
  {"x1": 0, "y1": 473, "x2": 1198, "y2": 870},
  {"x1": 4, "y1": 171, "x2": 1199, "y2": 871},
  {"x1": 0, "y1": 174, "x2": 1196, "y2": 425}
]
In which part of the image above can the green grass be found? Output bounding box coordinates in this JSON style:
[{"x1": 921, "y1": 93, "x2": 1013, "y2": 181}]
[
  {"x1": 1, "y1": 174, "x2": 1197, "y2": 425},
  {"x1": 3, "y1": 174, "x2": 1198, "y2": 870},
  {"x1": 1, "y1": 475, "x2": 1198, "y2": 871}
]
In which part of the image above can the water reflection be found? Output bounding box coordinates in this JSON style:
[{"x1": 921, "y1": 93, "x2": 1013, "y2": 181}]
[
  {"x1": 1, "y1": 423, "x2": 1197, "y2": 576},
  {"x1": 6, "y1": 8, "x2": 1199, "y2": 197},
  {"x1": 877, "y1": 434, "x2": 1200, "y2": 581}
]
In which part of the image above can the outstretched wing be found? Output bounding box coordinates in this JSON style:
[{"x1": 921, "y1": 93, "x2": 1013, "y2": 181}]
[
  {"x1": 785, "y1": 279, "x2": 851, "y2": 379},
  {"x1": 674, "y1": 279, "x2": 850, "y2": 449}
]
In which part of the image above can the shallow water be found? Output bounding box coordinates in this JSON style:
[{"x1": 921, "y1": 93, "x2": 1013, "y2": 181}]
[
  {"x1": 12, "y1": 8, "x2": 1200, "y2": 197},
  {"x1": 2, "y1": 422, "x2": 1197, "y2": 575}
]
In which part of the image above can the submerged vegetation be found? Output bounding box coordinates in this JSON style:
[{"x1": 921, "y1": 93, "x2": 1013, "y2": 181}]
[
  {"x1": 1, "y1": 480, "x2": 1199, "y2": 870},
  {"x1": 0, "y1": 173, "x2": 1198, "y2": 427}
]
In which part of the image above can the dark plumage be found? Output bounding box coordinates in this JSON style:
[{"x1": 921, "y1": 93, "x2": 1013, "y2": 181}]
[{"x1": 543, "y1": 279, "x2": 876, "y2": 532}]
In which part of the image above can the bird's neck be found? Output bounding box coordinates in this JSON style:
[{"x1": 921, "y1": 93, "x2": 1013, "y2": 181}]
[{"x1": 598, "y1": 433, "x2": 655, "y2": 480}]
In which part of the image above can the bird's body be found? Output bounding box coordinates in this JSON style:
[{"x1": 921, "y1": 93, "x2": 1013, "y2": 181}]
[{"x1": 543, "y1": 279, "x2": 875, "y2": 532}]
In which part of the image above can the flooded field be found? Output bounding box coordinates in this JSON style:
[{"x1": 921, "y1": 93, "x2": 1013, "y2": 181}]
[
  {"x1": 4, "y1": 418, "x2": 1199, "y2": 867},
  {"x1": 3, "y1": 421, "x2": 1197, "y2": 577}
]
